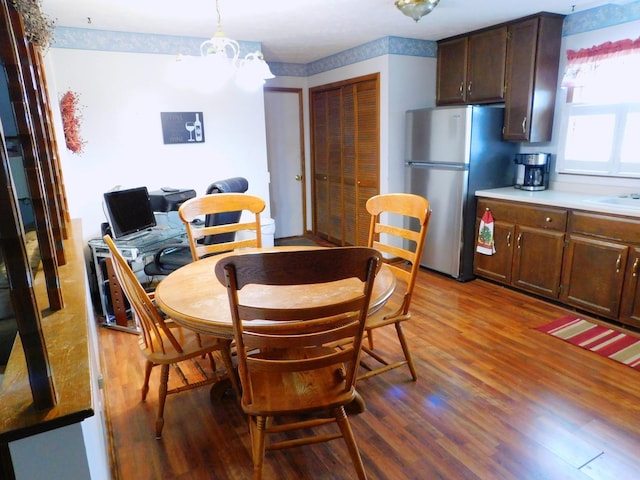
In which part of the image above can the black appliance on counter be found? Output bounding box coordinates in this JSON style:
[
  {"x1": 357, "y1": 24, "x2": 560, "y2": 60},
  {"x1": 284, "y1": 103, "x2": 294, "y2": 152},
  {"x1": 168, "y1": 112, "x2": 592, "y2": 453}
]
[{"x1": 514, "y1": 153, "x2": 550, "y2": 191}]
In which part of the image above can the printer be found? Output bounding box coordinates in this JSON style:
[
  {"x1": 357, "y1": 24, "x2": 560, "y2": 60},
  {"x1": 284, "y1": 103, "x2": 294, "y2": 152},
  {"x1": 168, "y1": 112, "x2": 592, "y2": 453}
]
[{"x1": 148, "y1": 187, "x2": 196, "y2": 212}]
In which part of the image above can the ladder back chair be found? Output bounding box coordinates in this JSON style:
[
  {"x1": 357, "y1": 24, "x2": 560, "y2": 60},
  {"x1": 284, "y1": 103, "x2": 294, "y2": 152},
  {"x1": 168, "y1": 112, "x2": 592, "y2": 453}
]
[
  {"x1": 104, "y1": 234, "x2": 239, "y2": 438},
  {"x1": 180, "y1": 192, "x2": 265, "y2": 261},
  {"x1": 360, "y1": 193, "x2": 431, "y2": 381},
  {"x1": 144, "y1": 177, "x2": 250, "y2": 276},
  {"x1": 215, "y1": 247, "x2": 381, "y2": 480}
]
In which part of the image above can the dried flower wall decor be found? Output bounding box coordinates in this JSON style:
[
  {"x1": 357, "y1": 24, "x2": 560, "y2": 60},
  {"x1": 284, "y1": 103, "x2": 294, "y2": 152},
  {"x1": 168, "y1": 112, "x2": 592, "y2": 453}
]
[
  {"x1": 12, "y1": 0, "x2": 56, "y2": 49},
  {"x1": 60, "y1": 91, "x2": 85, "y2": 154}
]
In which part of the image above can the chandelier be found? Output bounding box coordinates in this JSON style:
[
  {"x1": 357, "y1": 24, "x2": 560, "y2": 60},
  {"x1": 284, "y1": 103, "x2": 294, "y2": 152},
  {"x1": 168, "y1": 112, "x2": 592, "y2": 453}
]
[
  {"x1": 172, "y1": 0, "x2": 274, "y2": 92},
  {"x1": 395, "y1": 0, "x2": 440, "y2": 22}
]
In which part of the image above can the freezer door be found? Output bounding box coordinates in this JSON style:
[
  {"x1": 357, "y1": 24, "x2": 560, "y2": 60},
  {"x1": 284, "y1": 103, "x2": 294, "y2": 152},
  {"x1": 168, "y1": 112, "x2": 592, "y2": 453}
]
[
  {"x1": 406, "y1": 164, "x2": 466, "y2": 278},
  {"x1": 405, "y1": 106, "x2": 472, "y2": 165}
]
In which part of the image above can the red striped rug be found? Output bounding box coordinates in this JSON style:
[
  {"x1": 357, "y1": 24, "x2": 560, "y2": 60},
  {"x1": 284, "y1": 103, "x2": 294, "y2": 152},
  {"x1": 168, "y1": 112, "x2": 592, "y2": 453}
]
[{"x1": 536, "y1": 315, "x2": 640, "y2": 371}]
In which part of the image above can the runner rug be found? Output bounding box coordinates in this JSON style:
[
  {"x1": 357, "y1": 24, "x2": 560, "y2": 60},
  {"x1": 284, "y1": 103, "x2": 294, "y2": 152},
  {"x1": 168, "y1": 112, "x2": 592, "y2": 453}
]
[{"x1": 536, "y1": 315, "x2": 640, "y2": 371}]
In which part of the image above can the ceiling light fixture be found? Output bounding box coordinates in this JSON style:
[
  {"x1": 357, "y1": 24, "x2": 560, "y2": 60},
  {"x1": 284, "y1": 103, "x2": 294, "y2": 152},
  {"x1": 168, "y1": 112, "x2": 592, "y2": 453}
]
[
  {"x1": 175, "y1": 0, "x2": 274, "y2": 92},
  {"x1": 395, "y1": 0, "x2": 440, "y2": 22}
]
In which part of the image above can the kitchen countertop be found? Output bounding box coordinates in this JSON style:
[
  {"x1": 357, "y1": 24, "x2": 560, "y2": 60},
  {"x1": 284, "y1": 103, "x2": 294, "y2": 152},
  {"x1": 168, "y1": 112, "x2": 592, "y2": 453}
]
[{"x1": 475, "y1": 187, "x2": 640, "y2": 219}]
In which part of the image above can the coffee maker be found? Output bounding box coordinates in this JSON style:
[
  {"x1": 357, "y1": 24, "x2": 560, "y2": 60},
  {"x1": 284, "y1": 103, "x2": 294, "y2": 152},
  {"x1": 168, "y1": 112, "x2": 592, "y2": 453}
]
[{"x1": 514, "y1": 153, "x2": 550, "y2": 191}]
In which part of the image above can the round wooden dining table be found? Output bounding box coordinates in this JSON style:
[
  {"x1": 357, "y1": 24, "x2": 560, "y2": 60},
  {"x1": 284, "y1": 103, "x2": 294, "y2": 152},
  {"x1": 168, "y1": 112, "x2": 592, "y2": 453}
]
[{"x1": 154, "y1": 246, "x2": 397, "y2": 339}]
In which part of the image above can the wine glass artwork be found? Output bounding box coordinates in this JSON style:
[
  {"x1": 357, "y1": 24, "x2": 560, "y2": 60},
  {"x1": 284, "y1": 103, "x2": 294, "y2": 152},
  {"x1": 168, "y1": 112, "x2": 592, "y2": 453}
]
[{"x1": 185, "y1": 121, "x2": 196, "y2": 142}]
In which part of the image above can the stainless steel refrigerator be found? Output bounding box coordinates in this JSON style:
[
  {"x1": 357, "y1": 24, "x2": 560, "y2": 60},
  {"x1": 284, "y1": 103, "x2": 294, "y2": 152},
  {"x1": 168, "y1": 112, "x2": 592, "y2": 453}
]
[{"x1": 404, "y1": 105, "x2": 516, "y2": 281}]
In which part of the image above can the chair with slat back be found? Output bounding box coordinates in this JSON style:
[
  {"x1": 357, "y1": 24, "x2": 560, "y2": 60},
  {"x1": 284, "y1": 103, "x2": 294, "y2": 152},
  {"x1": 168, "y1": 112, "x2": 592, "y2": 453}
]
[
  {"x1": 144, "y1": 177, "x2": 252, "y2": 276},
  {"x1": 104, "y1": 234, "x2": 239, "y2": 438},
  {"x1": 180, "y1": 193, "x2": 265, "y2": 261},
  {"x1": 215, "y1": 247, "x2": 381, "y2": 480},
  {"x1": 359, "y1": 193, "x2": 431, "y2": 381}
]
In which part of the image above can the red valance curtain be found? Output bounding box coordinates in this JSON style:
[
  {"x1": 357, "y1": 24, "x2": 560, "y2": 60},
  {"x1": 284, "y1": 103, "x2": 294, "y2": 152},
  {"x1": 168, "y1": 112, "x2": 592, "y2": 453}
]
[{"x1": 562, "y1": 36, "x2": 640, "y2": 89}]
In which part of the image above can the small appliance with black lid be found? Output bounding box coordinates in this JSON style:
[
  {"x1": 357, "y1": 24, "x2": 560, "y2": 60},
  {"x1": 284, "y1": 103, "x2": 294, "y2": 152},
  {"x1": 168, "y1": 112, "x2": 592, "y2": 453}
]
[{"x1": 514, "y1": 153, "x2": 550, "y2": 191}]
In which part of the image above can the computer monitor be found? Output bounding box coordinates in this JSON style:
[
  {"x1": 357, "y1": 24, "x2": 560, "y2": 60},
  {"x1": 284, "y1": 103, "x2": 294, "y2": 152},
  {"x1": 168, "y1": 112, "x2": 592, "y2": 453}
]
[{"x1": 103, "y1": 186, "x2": 156, "y2": 239}]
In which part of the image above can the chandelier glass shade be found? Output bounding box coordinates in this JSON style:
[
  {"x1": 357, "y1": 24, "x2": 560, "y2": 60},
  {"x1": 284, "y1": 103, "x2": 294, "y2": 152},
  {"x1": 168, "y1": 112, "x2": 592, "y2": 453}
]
[
  {"x1": 171, "y1": 0, "x2": 274, "y2": 92},
  {"x1": 395, "y1": 0, "x2": 440, "y2": 22}
]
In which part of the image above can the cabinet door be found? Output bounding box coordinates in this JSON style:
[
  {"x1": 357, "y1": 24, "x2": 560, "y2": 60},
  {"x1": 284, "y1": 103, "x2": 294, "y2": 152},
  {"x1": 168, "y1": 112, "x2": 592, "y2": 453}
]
[
  {"x1": 560, "y1": 234, "x2": 628, "y2": 319},
  {"x1": 467, "y1": 27, "x2": 507, "y2": 103},
  {"x1": 436, "y1": 37, "x2": 467, "y2": 105},
  {"x1": 620, "y1": 248, "x2": 640, "y2": 328},
  {"x1": 512, "y1": 225, "x2": 564, "y2": 298},
  {"x1": 473, "y1": 220, "x2": 514, "y2": 284},
  {"x1": 503, "y1": 14, "x2": 563, "y2": 142},
  {"x1": 503, "y1": 17, "x2": 537, "y2": 141}
]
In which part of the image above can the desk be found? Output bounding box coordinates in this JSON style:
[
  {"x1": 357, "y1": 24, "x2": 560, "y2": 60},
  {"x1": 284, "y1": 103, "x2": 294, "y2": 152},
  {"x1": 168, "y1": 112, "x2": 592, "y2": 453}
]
[
  {"x1": 88, "y1": 227, "x2": 186, "y2": 331},
  {"x1": 154, "y1": 247, "x2": 396, "y2": 339}
]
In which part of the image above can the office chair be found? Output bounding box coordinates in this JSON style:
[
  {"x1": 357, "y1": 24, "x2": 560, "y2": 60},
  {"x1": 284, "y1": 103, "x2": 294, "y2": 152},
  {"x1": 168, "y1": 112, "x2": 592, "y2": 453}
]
[{"x1": 144, "y1": 177, "x2": 249, "y2": 277}]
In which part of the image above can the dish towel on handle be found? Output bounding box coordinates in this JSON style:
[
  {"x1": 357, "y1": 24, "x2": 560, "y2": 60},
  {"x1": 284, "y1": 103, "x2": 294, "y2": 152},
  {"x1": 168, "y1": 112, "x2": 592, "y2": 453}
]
[{"x1": 476, "y1": 208, "x2": 496, "y2": 255}]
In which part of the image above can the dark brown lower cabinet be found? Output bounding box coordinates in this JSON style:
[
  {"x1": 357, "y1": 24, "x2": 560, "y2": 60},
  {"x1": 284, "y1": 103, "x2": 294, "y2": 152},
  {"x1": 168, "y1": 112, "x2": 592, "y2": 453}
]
[
  {"x1": 621, "y1": 247, "x2": 640, "y2": 328},
  {"x1": 475, "y1": 201, "x2": 640, "y2": 328},
  {"x1": 474, "y1": 199, "x2": 566, "y2": 298},
  {"x1": 560, "y1": 234, "x2": 628, "y2": 319}
]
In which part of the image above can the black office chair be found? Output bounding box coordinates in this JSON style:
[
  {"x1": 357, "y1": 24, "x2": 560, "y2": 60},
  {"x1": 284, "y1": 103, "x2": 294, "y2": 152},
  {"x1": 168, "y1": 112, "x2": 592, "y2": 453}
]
[{"x1": 143, "y1": 177, "x2": 249, "y2": 277}]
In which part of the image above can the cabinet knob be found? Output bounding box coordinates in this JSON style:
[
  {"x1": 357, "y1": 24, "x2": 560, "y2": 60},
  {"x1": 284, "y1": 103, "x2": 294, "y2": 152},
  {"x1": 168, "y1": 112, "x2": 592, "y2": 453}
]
[
  {"x1": 506, "y1": 232, "x2": 511, "y2": 248},
  {"x1": 521, "y1": 117, "x2": 527, "y2": 134},
  {"x1": 616, "y1": 254, "x2": 622, "y2": 273},
  {"x1": 467, "y1": 82, "x2": 473, "y2": 95},
  {"x1": 633, "y1": 258, "x2": 639, "y2": 277},
  {"x1": 545, "y1": 217, "x2": 552, "y2": 223},
  {"x1": 459, "y1": 81, "x2": 464, "y2": 97}
]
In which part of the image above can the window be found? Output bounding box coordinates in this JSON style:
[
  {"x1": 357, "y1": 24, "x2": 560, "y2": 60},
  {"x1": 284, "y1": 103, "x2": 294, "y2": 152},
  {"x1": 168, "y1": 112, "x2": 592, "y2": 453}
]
[{"x1": 557, "y1": 37, "x2": 640, "y2": 178}]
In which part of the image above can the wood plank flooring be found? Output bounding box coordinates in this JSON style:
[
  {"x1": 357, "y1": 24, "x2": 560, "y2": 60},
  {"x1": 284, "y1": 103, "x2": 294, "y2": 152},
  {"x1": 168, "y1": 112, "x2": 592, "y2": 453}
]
[{"x1": 98, "y1": 267, "x2": 640, "y2": 479}]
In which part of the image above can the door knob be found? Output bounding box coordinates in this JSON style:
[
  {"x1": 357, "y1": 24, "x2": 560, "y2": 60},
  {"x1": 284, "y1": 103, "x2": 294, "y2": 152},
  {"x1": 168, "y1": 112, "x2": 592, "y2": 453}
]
[{"x1": 295, "y1": 175, "x2": 302, "y2": 181}]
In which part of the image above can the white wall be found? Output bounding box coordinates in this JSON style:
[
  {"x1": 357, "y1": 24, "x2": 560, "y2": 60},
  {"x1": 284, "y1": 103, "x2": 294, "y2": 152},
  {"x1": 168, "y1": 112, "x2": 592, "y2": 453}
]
[{"x1": 45, "y1": 48, "x2": 271, "y2": 243}]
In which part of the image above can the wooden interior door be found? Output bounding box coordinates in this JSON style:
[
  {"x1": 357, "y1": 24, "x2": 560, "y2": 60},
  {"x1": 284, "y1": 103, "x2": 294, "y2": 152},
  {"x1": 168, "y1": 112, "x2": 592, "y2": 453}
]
[
  {"x1": 264, "y1": 88, "x2": 305, "y2": 238},
  {"x1": 310, "y1": 74, "x2": 379, "y2": 245}
]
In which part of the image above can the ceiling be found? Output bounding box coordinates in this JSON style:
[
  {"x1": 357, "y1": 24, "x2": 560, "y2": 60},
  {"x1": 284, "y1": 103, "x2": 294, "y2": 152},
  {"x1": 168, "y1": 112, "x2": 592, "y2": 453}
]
[{"x1": 40, "y1": 0, "x2": 617, "y2": 64}]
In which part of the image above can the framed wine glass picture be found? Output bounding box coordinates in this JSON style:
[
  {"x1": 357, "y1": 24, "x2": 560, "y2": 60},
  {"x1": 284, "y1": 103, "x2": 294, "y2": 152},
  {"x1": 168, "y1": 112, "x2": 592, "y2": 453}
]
[{"x1": 160, "y1": 112, "x2": 205, "y2": 144}]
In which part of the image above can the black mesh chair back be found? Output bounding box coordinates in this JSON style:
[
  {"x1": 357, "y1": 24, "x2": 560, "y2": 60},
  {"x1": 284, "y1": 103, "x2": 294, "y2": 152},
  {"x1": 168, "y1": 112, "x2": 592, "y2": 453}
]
[{"x1": 202, "y1": 177, "x2": 249, "y2": 245}]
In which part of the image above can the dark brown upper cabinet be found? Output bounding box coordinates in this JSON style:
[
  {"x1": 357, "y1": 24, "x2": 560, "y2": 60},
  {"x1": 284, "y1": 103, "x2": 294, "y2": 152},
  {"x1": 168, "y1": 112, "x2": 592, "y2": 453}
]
[{"x1": 437, "y1": 12, "x2": 564, "y2": 143}]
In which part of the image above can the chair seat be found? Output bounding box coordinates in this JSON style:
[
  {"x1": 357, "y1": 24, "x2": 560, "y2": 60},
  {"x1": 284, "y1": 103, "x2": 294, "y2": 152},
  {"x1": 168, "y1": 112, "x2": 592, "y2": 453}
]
[
  {"x1": 243, "y1": 347, "x2": 355, "y2": 416},
  {"x1": 139, "y1": 325, "x2": 228, "y2": 364}
]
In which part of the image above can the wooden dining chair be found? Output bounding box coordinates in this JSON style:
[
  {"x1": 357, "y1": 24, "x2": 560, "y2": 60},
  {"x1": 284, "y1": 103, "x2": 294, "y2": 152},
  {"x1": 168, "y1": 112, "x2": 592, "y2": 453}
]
[
  {"x1": 359, "y1": 193, "x2": 431, "y2": 381},
  {"x1": 103, "y1": 234, "x2": 238, "y2": 438},
  {"x1": 144, "y1": 177, "x2": 251, "y2": 276},
  {"x1": 215, "y1": 247, "x2": 381, "y2": 480},
  {"x1": 180, "y1": 192, "x2": 266, "y2": 261}
]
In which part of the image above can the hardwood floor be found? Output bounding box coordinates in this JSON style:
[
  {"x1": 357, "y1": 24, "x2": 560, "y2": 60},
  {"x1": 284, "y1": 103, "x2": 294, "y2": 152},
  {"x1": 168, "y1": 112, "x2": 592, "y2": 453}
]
[{"x1": 98, "y1": 267, "x2": 640, "y2": 479}]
